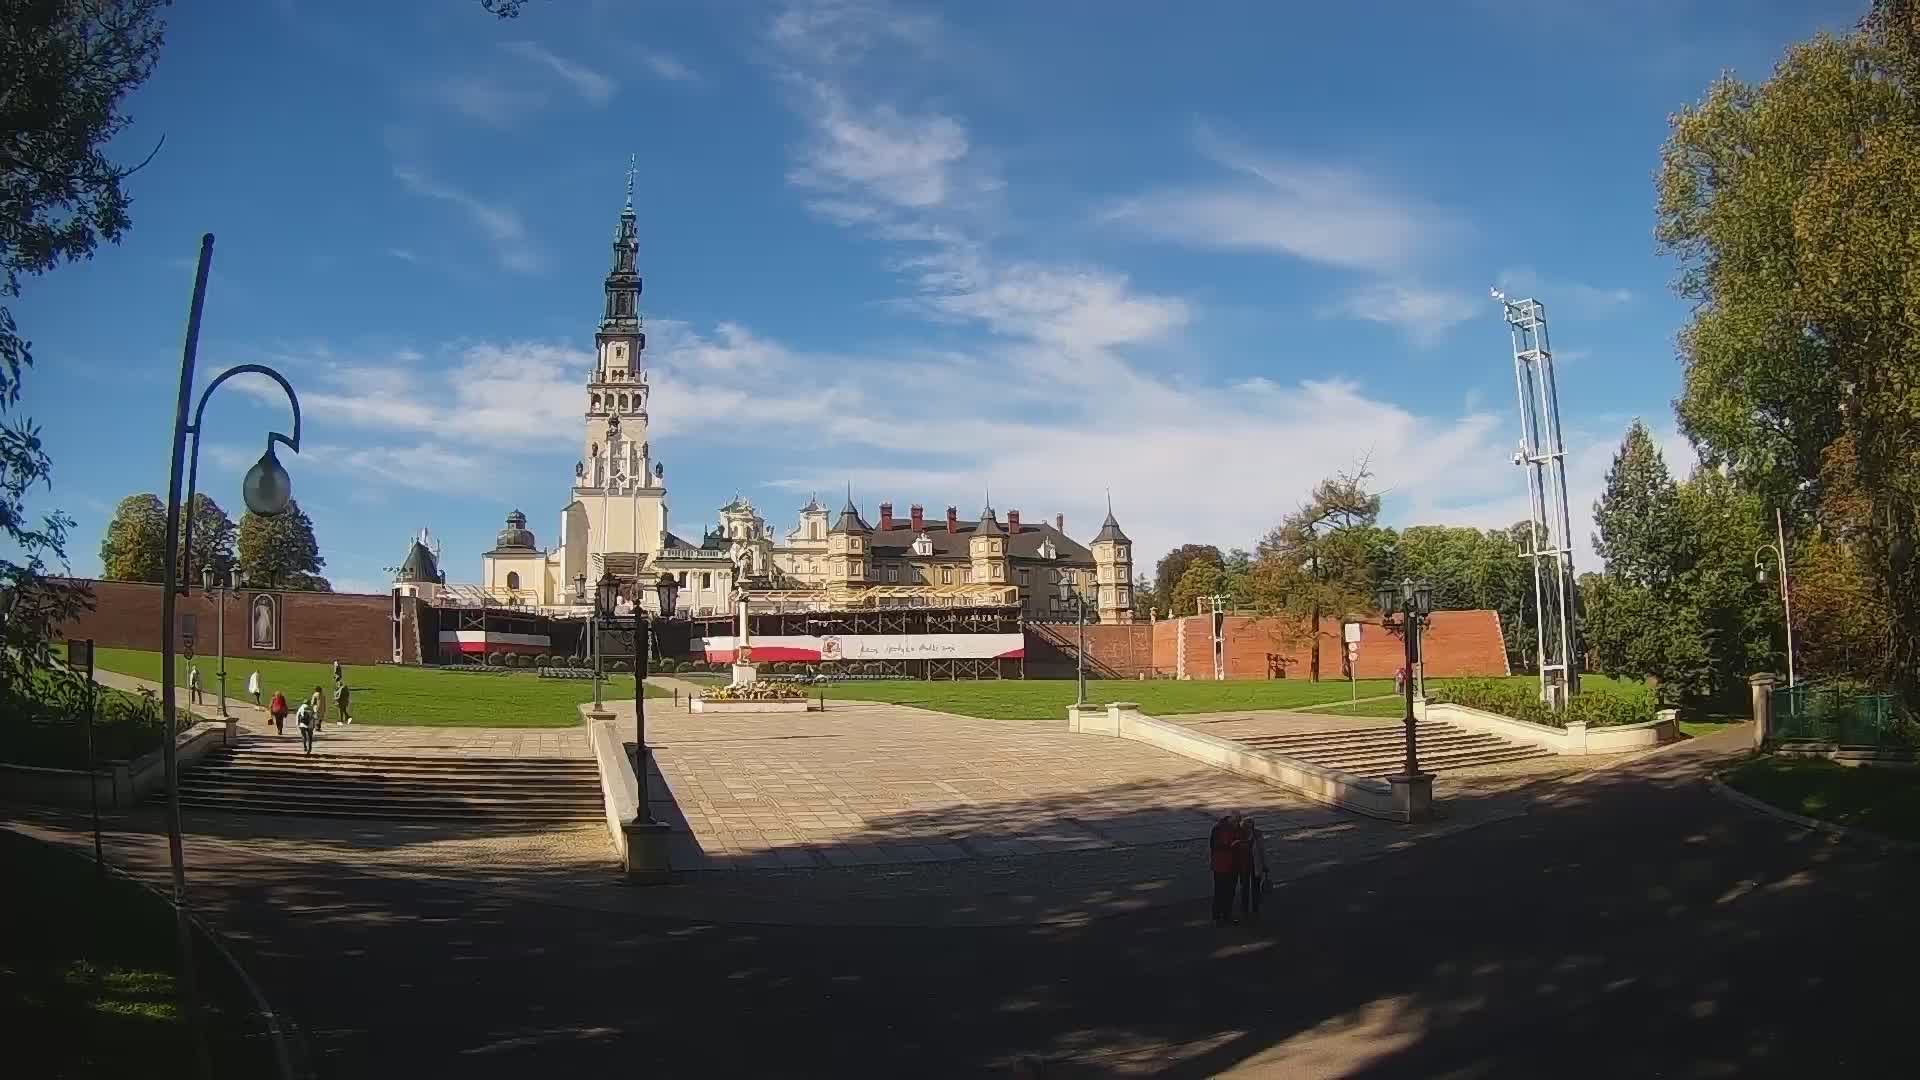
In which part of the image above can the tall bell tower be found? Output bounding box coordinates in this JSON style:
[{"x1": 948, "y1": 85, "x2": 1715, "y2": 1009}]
[{"x1": 580, "y1": 157, "x2": 653, "y2": 495}]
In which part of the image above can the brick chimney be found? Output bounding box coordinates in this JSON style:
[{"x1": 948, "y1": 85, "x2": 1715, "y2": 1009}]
[
  {"x1": 1055, "y1": 513, "x2": 1065, "y2": 532},
  {"x1": 1006, "y1": 509, "x2": 1020, "y2": 532},
  {"x1": 909, "y1": 503, "x2": 924, "y2": 530},
  {"x1": 946, "y1": 505, "x2": 959, "y2": 532},
  {"x1": 878, "y1": 502, "x2": 894, "y2": 530}
]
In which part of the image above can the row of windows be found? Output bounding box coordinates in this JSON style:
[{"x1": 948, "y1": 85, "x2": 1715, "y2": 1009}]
[{"x1": 589, "y1": 392, "x2": 644, "y2": 413}]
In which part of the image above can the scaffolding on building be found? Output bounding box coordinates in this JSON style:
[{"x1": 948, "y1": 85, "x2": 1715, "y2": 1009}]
[{"x1": 1497, "y1": 291, "x2": 1581, "y2": 708}]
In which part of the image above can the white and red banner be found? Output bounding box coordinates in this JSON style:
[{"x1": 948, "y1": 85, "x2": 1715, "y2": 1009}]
[
  {"x1": 691, "y1": 633, "x2": 1024, "y2": 664},
  {"x1": 439, "y1": 630, "x2": 552, "y2": 656}
]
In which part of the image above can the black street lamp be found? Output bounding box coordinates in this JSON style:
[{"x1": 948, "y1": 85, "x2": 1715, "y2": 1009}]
[
  {"x1": 1375, "y1": 577, "x2": 1435, "y2": 780},
  {"x1": 1060, "y1": 571, "x2": 1096, "y2": 705},
  {"x1": 162, "y1": 234, "x2": 301, "y2": 1078}
]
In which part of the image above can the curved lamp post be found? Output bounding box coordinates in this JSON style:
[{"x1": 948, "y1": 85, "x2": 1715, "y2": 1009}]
[
  {"x1": 1753, "y1": 507, "x2": 1795, "y2": 690},
  {"x1": 1060, "y1": 572, "x2": 1097, "y2": 705},
  {"x1": 161, "y1": 235, "x2": 302, "y2": 1077},
  {"x1": 1375, "y1": 577, "x2": 1435, "y2": 781}
]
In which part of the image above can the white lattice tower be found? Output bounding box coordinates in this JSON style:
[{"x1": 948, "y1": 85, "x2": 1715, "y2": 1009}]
[{"x1": 1498, "y1": 293, "x2": 1581, "y2": 707}]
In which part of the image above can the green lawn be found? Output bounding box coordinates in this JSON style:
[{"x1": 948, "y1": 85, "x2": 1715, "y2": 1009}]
[
  {"x1": 0, "y1": 829, "x2": 274, "y2": 1077},
  {"x1": 1724, "y1": 755, "x2": 1920, "y2": 842},
  {"x1": 94, "y1": 648, "x2": 668, "y2": 729}
]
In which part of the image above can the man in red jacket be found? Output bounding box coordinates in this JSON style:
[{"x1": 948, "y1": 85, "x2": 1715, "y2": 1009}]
[{"x1": 1208, "y1": 815, "x2": 1240, "y2": 924}]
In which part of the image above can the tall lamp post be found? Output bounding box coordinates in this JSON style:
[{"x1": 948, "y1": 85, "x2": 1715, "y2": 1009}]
[
  {"x1": 1376, "y1": 577, "x2": 1435, "y2": 782},
  {"x1": 599, "y1": 570, "x2": 679, "y2": 829},
  {"x1": 1061, "y1": 572, "x2": 1096, "y2": 705},
  {"x1": 201, "y1": 566, "x2": 241, "y2": 720},
  {"x1": 163, "y1": 234, "x2": 302, "y2": 1079},
  {"x1": 1754, "y1": 507, "x2": 1796, "y2": 689}
]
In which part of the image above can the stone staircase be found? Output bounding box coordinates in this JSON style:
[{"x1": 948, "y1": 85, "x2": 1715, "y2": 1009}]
[
  {"x1": 1235, "y1": 721, "x2": 1555, "y2": 778},
  {"x1": 161, "y1": 740, "x2": 604, "y2": 823}
]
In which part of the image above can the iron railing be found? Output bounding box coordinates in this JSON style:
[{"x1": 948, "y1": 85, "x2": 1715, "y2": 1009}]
[{"x1": 1773, "y1": 682, "x2": 1910, "y2": 746}]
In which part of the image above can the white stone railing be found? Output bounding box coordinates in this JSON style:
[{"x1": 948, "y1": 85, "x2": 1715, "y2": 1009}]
[{"x1": 1418, "y1": 701, "x2": 1679, "y2": 755}]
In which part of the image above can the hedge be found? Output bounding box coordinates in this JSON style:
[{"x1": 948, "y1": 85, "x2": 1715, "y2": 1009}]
[{"x1": 1427, "y1": 678, "x2": 1654, "y2": 728}]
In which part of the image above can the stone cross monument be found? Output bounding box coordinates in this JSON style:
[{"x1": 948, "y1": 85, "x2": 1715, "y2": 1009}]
[{"x1": 730, "y1": 587, "x2": 757, "y2": 687}]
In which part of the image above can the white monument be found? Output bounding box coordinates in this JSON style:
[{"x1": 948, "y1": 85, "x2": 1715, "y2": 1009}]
[{"x1": 730, "y1": 588, "x2": 758, "y2": 687}]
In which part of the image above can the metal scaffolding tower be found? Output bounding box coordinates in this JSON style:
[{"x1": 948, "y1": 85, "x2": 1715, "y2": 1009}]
[{"x1": 1496, "y1": 291, "x2": 1581, "y2": 708}]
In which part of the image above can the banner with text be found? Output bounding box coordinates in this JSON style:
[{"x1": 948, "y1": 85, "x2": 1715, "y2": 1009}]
[{"x1": 691, "y1": 633, "x2": 1024, "y2": 663}]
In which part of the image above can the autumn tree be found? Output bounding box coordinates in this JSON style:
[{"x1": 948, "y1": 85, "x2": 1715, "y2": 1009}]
[
  {"x1": 1658, "y1": 2, "x2": 1920, "y2": 703},
  {"x1": 237, "y1": 500, "x2": 328, "y2": 590},
  {"x1": 1251, "y1": 466, "x2": 1382, "y2": 681},
  {"x1": 1150, "y1": 544, "x2": 1223, "y2": 617},
  {"x1": 98, "y1": 492, "x2": 234, "y2": 583}
]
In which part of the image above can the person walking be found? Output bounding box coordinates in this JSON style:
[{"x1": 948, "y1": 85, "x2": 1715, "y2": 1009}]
[
  {"x1": 1208, "y1": 814, "x2": 1240, "y2": 925},
  {"x1": 307, "y1": 685, "x2": 326, "y2": 733},
  {"x1": 269, "y1": 690, "x2": 289, "y2": 736},
  {"x1": 295, "y1": 700, "x2": 315, "y2": 755},
  {"x1": 331, "y1": 659, "x2": 343, "y2": 687},
  {"x1": 188, "y1": 664, "x2": 202, "y2": 706},
  {"x1": 1394, "y1": 664, "x2": 1407, "y2": 697},
  {"x1": 247, "y1": 670, "x2": 262, "y2": 706},
  {"x1": 1238, "y1": 816, "x2": 1270, "y2": 920},
  {"x1": 333, "y1": 681, "x2": 353, "y2": 725}
]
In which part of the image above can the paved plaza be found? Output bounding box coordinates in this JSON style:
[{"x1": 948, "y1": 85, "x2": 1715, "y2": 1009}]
[{"x1": 618, "y1": 697, "x2": 1355, "y2": 871}]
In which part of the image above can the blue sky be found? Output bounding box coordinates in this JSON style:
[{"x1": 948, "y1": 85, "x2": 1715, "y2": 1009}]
[{"x1": 14, "y1": 0, "x2": 1866, "y2": 595}]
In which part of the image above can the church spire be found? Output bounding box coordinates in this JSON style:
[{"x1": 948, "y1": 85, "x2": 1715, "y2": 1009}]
[{"x1": 600, "y1": 157, "x2": 644, "y2": 338}]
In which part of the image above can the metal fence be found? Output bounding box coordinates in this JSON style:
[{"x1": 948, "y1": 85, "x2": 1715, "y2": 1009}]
[{"x1": 1773, "y1": 682, "x2": 1910, "y2": 746}]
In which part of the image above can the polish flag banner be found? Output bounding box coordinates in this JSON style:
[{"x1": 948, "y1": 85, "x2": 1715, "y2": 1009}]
[{"x1": 690, "y1": 633, "x2": 1024, "y2": 663}]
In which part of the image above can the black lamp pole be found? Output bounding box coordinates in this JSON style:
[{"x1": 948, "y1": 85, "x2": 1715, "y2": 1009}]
[{"x1": 1377, "y1": 577, "x2": 1433, "y2": 780}]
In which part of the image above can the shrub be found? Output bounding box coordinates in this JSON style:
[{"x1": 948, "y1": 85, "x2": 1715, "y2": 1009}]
[
  {"x1": 486, "y1": 652, "x2": 502, "y2": 667},
  {"x1": 534, "y1": 654, "x2": 549, "y2": 668},
  {"x1": 1427, "y1": 678, "x2": 1655, "y2": 728}
]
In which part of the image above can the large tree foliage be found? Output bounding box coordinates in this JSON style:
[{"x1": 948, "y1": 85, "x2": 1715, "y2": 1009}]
[
  {"x1": 1251, "y1": 466, "x2": 1382, "y2": 681},
  {"x1": 237, "y1": 500, "x2": 328, "y2": 591},
  {"x1": 0, "y1": 422, "x2": 90, "y2": 704},
  {"x1": 2, "y1": 0, "x2": 169, "y2": 408},
  {"x1": 1591, "y1": 421, "x2": 1686, "y2": 590},
  {"x1": 98, "y1": 491, "x2": 235, "y2": 583},
  {"x1": 1149, "y1": 544, "x2": 1223, "y2": 616},
  {"x1": 1658, "y1": 3, "x2": 1920, "y2": 703}
]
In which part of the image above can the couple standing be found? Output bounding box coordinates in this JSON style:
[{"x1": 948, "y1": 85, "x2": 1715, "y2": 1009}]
[{"x1": 1208, "y1": 814, "x2": 1270, "y2": 925}]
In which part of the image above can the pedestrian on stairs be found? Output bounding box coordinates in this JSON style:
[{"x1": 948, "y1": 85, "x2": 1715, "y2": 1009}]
[
  {"x1": 247, "y1": 670, "x2": 262, "y2": 706},
  {"x1": 295, "y1": 700, "x2": 315, "y2": 755},
  {"x1": 333, "y1": 681, "x2": 353, "y2": 725},
  {"x1": 308, "y1": 685, "x2": 326, "y2": 733},
  {"x1": 269, "y1": 691, "x2": 289, "y2": 736}
]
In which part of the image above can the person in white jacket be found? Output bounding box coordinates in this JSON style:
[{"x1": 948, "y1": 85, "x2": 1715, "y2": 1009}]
[{"x1": 246, "y1": 670, "x2": 262, "y2": 706}]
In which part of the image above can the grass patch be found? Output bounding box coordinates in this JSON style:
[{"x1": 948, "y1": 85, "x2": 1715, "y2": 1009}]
[
  {"x1": 1724, "y1": 755, "x2": 1920, "y2": 842},
  {"x1": 1679, "y1": 718, "x2": 1745, "y2": 740},
  {"x1": 1300, "y1": 697, "x2": 1408, "y2": 719},
  {"x1": 94, "y1": 648, "x2": 669, "y2": 729},
  {"x1": 0, "y1": 829, "x2": 273, "y2": 1077}
]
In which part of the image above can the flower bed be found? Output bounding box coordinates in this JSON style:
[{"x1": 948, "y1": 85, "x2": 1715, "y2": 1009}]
[
  {"x1": 698, "y1": 679, "x2": 810, "y2": 702},
  {"x1": 1426, "y1": 678, "x2": 1653, "y2": 728}
]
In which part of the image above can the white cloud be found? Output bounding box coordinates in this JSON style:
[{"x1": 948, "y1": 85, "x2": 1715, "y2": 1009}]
[
  {"x1": 769, "y1": 0, "x2": 939, "y2": 67},
  {"x1": 1103, "y1": 126, "x2": 1468, "y2": 274},
  {"x1": 786, "y1": 80, "x2": 982, "y2": 212},
  {"x1": 391, "y1": 165, "x2": 540, "y2": 273},
  {"x1": 1494, "y1": 268, "x2": 1634, "y2": 314},
  {"x1": 638, "y1": 49, "x2": 698, "y2": 83},
  {"x1": 502, "y1": 41, "x2": 616, "y2": 104},
  {"x1": 1324, "y1": 283, "x2": 1481, "y2": 346},
  {"x1": 429, "y1": 75, "x2": 548, "y2": 126}
]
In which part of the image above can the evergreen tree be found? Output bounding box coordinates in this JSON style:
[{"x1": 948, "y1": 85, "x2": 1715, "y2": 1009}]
[
  {"x1": 237, "y1": 499, "x2": 327, "y2": 590},
  {"x1": 1592, "y1": 420, "x2": 1686, "y2": 589}
]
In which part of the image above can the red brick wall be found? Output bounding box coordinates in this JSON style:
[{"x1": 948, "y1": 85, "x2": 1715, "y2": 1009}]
[
  {"x1": 1026, "y1": 622, "x2": 1153, "y2": 677},
  {"x1": 55, "y1": 579, "x2": 402, "y2": 665},
  {"x1": 1148, "y1": 610, "x2": 1510, "y2": 680}
]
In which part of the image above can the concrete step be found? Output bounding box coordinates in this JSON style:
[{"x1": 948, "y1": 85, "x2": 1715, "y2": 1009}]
[
  {"x1": 177, "y1": 796, "x2": 600, "y2": 822},
  {"x1": 175, "y1": 781, "x2": 601, "y2": 808},
  {"x1": 1239, "y1": 723, "x2": 1464, "y2": 748},
  {"x1": 222, "y1": 746, "x2": 595, "y2": 770},
  {"x1": 1241, "y1": 731, "x2": 1509, "y2": 757},
  {"x1": 195, "y1": 763, "x2": 600, "y2": 787},
  {"x1": 1292, "y1": 744, "x2": 1556, "y2": 776}
]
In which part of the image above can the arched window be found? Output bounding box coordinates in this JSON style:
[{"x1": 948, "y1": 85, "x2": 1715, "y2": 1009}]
[
  {"x1": 591, "y1": 393, "x2": 600, "y2": 411},
  {"x1": 506, "y1": 571, "x2": 520, "y2": 590},
  {"x1": 618, "y1": 393, "x2": 629, "y2": 412}
]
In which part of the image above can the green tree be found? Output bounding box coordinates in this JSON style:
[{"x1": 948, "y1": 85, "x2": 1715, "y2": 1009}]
[
  {"x1": 0, "y1": 422, "x2": 90, "y2": 705},
  {"x1": 1592, "y1": 421, "x2": 1685, "y2": 589},
  {"x1": 1150, "y1": 544, "x2": 1223, "y2": 617},
  {"x1": 2, "y1": 0, "x2": 170, "y2": 408},
  {"x1": 1168, "y1": 561, "x2": 1225, "y2": 619},
  {"x1": 1251, "y1": 465, "x2": 1381, "y2": 681},
  {"x1": 98, "y1": 492, "x2": 233, "y2": 583},
  {"x1": 237, "y1": 499, "x2": 327, "y2": 590},
  {"x1": 1658, "y1": 4, "x2": 1920, "y2": 703}
]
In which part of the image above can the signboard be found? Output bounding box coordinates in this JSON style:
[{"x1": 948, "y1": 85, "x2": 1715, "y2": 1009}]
[
  {"x1": 67, "y1": 638, "x2": 94, "y2": 672},
  {"x1": 693, "y1": 633, "x2": 1025, "y2": 663},
  {"x1": 1343, "y1": 622, "x2": 1362, "y2": 644}
]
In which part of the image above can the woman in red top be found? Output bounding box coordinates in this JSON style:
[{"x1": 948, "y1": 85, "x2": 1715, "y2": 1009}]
[
  {"x1": 1208, "y1": 815, "x2": 1240, "y2": 924},
  {"x1": 269, "y1": 691, "x2": 289, "y2": 736}
]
